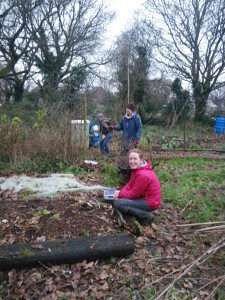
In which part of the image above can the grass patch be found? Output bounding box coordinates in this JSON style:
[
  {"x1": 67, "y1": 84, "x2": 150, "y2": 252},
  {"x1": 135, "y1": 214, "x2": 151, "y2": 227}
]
[
  {"x1": 19, "y1": 190, "x2": 37, "y2": 199},
  {"x1": 156, "y1": 157, "x2": 225, "y2": 221}
]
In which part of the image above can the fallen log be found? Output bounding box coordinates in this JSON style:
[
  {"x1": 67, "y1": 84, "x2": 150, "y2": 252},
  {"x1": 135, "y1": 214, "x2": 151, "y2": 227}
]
[{"x1": 0, "y1": 233, "x2": 134, "y2": 270}]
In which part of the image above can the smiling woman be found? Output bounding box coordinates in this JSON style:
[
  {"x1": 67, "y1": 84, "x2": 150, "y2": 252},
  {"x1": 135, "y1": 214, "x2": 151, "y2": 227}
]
[{"x1": 113, "y1": 148, "x2": 161, "y2": 225}]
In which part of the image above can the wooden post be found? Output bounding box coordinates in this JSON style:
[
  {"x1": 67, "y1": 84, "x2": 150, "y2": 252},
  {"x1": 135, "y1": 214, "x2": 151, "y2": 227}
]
[
  {"x1": 127, "y1": 57, "x2": 130, "y2": 103},
  {"x1": 84, "y1": 90, "x2": 87, "y2": 145}
]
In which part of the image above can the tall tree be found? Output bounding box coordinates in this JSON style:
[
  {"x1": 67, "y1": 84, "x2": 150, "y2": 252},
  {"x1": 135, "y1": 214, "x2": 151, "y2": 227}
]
[
  {"x1": 143, "y1": 0, "x2": 225, "y2": 121},
  {"x1": 131, "y1": 46, "x2": 149, "y2": 105},
  {"x1": 112, "y1": 27, "x2": 151, "y2": 112},
  {"x1": 30, "y1": 0, "x2": 113, "y2": 103},
  {"x1": 0, "y1": 0, "x2": 114, "y2": 103}
]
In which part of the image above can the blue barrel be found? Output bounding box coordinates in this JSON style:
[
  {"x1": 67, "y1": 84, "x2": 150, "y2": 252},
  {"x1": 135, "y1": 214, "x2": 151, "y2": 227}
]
[{"x1": 214, "y1": 117, "x2": 225, "y2": 134}]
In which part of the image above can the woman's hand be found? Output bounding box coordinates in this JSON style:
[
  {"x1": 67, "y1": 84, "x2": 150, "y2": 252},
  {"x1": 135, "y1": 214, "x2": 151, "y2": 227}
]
[{"x1": 113, "y1": 190, "x2": 120, "y2": 199}]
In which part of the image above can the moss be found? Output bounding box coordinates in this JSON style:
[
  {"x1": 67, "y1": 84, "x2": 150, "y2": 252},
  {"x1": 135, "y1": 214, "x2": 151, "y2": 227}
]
[
  {"x1": 22, "y1": 248, "x2": 35, "y2": 257},
  {"x1": 133, "y1": 220, "x2": 142, "y2": 234}
]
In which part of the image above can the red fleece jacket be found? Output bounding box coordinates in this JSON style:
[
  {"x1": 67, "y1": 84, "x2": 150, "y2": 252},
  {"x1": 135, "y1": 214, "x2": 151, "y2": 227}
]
[{"x1": 118, "y1": 161, "x2": 161, "y2": 208}]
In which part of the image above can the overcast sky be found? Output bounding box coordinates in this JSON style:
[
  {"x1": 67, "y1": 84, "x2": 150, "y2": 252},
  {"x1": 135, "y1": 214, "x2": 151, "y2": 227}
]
[{"x1": 105, "y1": 0, "x2": 144, "y2": 41}]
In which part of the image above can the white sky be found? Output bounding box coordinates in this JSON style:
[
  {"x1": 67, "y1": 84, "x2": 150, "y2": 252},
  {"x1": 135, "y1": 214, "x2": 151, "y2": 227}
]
[{"x1": 105, "y1": 0, "x2": 144, "y2": 42}]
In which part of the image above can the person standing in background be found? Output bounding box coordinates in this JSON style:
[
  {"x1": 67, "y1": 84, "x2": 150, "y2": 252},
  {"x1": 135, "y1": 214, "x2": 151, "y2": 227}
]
[
  {"x1": 97, "y1": 113, "x2": 113, "y2": 154},
  {"x1": 109, "y1": 103, "x2": 142, "y2": 155}
]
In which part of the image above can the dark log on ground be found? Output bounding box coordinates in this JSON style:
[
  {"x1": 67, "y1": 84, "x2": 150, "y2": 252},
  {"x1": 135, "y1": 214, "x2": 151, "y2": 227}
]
[{"x1": 0, "y1": 233, "x2": 134, "y2": 270}]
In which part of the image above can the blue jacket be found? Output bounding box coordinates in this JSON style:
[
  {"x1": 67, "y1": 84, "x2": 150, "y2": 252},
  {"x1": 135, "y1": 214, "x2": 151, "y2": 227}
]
[{"x1": 115, "y1": 111, "x2": 142, "y2": 143}]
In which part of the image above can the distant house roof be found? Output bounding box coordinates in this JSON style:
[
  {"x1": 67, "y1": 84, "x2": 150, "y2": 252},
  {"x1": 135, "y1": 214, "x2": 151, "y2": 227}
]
[{"x1": 90, "y1": 86, "x2": 108, "y2": 103}]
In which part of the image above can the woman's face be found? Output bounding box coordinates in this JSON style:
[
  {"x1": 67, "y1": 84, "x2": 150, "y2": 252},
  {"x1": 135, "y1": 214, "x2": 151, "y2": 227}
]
[
  {"x1": 126, "y1": 108, "x2": 133, "y2": 116},
  {"x1": 129, "y1": 152, "x2": 143, "y2": 169}
]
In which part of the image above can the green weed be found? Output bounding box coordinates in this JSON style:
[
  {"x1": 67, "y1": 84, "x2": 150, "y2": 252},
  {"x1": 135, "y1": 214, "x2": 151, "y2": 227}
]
[
  {"x1": 66, "y1": 165, "x2": 87, "y2": 175},
  {"x1": 60, "y1": 294, "x2": 68, "y2": 300},
  {"x1": 32, "y1": 108, "x2": 47, "y2": 130},
  {"x1": 99, "y1": 162, "x2": 122, "y2": 186},
  {"x1": 33, "y1": 207, "x2": 51, "y2": 217},
  {"x1": 162, "y1": 138, "x2": 180, "y2": 150},
  {"x1": 53, "y1": 213, "x2": 60, "y2": 219},
  {"x1": 140, "y1": 286, "x2": 157, "y2": 299},
  {"x1": 0, "y1": 280, "x2": 7, "y2": 294},
  {"x1": 83, "y1": 231, "x2": 89, "y2": 237},
  {"x1": 19, "y1": 190, "x2": 36, "y2": 199}
]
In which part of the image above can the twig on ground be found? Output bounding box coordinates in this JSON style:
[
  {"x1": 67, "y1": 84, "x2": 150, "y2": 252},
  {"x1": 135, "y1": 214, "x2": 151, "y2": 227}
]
[
  {"x1": 95, "y1": 216, "x2": 109, "y2": 223},
  {"x1": 183, "y1": 225, "x2": 225, "y2": 234},
  {"x1": 173, "y1": 221, "x2": 225, "y2": 227},
  {"x1": 180, "y1": 200, "x2": 192, "y2": 214},
  {"x1": 195, "y1": 275, "x2": 225, "y2": 293},
  {"x1": 146, "y1": 265, "x2": 187, "y2": 286},
  {"x1": 193, "y1": 225, "x2": 225, "y2": 232},
  {"x1": 113, "y1": 207, "x2": 126, "y2": 226},
  {"x1": 153, "y1": 236, "x2": 225, "y2": 300},
  {"x1": 205, "y1": 275, "x2": 225, "y2": 300}
]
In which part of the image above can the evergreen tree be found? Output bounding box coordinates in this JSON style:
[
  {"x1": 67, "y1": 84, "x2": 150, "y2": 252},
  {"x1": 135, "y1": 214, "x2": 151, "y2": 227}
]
[{"x1": 166, "y1": 78, "x2": 191, "y2": 126}]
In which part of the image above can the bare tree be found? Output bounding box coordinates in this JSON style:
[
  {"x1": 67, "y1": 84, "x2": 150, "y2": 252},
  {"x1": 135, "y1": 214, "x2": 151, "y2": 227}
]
[
  {"x1": 142, "y1": 0, "x2": 225, "y2": 121},
  {"x1": 28, "y1": 0, "x2": 114, "y2": 102},
  {"x1": 0, "y1": 0, "x2": 114, "y2": 103}
]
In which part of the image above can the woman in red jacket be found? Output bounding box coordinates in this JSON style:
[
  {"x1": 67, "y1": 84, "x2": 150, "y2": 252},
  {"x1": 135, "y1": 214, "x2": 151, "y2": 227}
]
[{"x1": 113, "y1": 149, "x2": 161, "y2": 225}]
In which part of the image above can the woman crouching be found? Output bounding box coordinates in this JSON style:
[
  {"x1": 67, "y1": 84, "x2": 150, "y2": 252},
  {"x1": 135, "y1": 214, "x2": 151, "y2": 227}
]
[{"x1": 113, "y1": 149, "x2": 161, "y2": 225}]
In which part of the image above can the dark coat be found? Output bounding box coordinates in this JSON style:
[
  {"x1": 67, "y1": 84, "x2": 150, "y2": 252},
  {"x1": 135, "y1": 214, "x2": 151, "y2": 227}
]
[{"x1": 114, "y1": 112, "x2": 142, "y2": 143}]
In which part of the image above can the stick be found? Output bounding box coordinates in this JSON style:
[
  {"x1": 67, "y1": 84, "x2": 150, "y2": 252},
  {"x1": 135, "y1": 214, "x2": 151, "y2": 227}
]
[
  {"x1": 95, "y1": 216, "x2": 109, "y2": 224},
  {"x1": 153, "y1": 236, "x2": 225, "y2": 300},
  {"x1": 183, "y1": 225, "x2": 225, "y2": 234},
  {"x1": 195, "y1": 275, "x2": 225, "y2": 293},
  {"x1": 193, "y1": 225, "x2": 225, "y2": 232},
  {"x1": 180, "y1": 200, "x2": 192, "y2": 214},
  {"x1": 173, "y1": 221, "x2": 225, "y2": 227},
  {"x1": 147, "y1": 265, "x2": 187, "y2": 286},
  {"x1": 205, "y1": 275, "x2": 225, "y2": 300},
  {"x1": 113, "y1": 207, "x2": 126, "y2": 226}
]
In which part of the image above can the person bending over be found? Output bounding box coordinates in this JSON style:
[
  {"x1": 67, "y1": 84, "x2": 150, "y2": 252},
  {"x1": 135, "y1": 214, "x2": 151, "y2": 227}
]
[{"x1": 113, "y1": 149, "x2": 161, "y2": 225}]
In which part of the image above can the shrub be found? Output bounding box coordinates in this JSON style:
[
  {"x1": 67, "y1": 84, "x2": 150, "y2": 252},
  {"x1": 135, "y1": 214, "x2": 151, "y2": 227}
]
[{"x1": 0, "y1": 108, "x2": 88, "y2": 174}]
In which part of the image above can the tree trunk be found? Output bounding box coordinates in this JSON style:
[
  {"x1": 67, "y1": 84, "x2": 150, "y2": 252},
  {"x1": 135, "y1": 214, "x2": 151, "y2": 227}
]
[
  {"x1": 0, "y1": 233, "x2": 134, "y2": 270},
  {"x1": 193, "y1": 81, "x2": 209, "y2": 121},
  {"x1": 14, "y1": 81, "x2": 24, "y2": 102}
]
